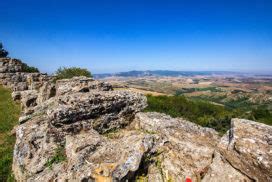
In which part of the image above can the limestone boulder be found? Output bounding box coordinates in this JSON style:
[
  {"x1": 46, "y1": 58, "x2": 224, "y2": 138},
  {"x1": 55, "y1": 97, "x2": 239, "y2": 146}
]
[
  {"x1": 22, "y1": 129, "x2": 155, "y2": 182},
  {"x1": 36, "y1": 81, "x2": 56, "y2": 104},
  {"x1": 202, "y1": 151, "x2": 251, "y2": 182},
  {"x1": 218, "y1": 118, "x2": 272, "y2": 181},
  {"x1": 12, "y1": 112, "x2": 57, "y2": 181},
  {"x1": 12, "y1": 81, "x2": 149, "y2": 181},
  {"x1": 55, "y1": 76, "x2": 113, "y2": 96},
  {"x1": 133, "y1": 112, "x2": 220, "y2": 181},
  {"x1": 48, "y1": 90, "x2": 147, "y2": 133},
  {"x1": 19, "y1": 90, "x2": 39, "y2": 115},
  {"x1": 64, "y1": 130, "x2": 155, "y2": 181}
]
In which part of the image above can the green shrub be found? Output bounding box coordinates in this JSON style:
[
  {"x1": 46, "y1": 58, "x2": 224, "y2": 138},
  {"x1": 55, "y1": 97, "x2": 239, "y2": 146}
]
[
  {"x1": 22, "y1": 63, "x2": 39, "y2": 73},
  {"x1": 0, "y1": 43, "x2": 9, "y2": 58},
  {"x1": 55, "y1": 67, "x2": 92, "y2": 80}
]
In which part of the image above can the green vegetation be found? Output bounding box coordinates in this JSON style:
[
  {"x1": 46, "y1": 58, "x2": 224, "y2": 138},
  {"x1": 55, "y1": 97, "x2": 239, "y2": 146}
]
[
  {"x1": 145, "y1": 95, "x2": 235, "y2": 134},
  {"x1": 103, "y1": 128, "x2": 121, "y2": 139},
  {"x1": 175, "y1": 87, "x2": 222, "y2": 95},
  {"x1": 191, "y1": 94, "x2": 272, "y2": 125},
  {"x1": 45, "y1": 146, "x2": 66, "y2": 169},
  {"x1": 250, "y1": 107, "x2": 272, "y2": 125},
  {"x1": 55, "y1": 67, "x2": 92, "y2": 80},
  {"x1": 145, "y1": 95, "x2": 272, "y2": 133},
  {"x1": 0, "y1": 43, "x2": 9, "y2": 58},
  {"x1": 21, "y1": 63, "x2": 39, "y2": 73},
  {"x1": 0, "y1": 86, "x2": 21, "y2": 182},
  {"x1": 127, "y1": 80, "x2": 178, "y2": 94},
  {"x1": 191, "y1": 95, "x2": 227, "y2": 104}
]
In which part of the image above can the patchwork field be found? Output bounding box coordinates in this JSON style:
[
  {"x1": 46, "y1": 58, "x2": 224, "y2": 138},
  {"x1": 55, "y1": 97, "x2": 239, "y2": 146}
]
[{"x1": 104, "y1": 75, "x2": 272, "y2": 126}]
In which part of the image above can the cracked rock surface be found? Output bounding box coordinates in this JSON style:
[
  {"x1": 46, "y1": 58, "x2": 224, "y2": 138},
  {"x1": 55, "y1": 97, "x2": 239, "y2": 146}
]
[{"x1": 12, "y1": 77, "x2": 148, "y2": 181}]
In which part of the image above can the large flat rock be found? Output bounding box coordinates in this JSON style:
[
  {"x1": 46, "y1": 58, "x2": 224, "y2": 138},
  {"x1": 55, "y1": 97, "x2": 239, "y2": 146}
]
[
  {"x1": 48, "y1": 90, "x2": 147, "y2": 133},
  {"x1": 133, "y1": 112, "x2": 220, "y2": 181}
]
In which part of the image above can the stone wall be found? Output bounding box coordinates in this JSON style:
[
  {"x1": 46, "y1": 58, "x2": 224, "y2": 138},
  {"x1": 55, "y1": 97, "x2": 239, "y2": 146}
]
[
  {"x1": 0, "y1": 57, "x2": 50, "y2": 91},
  {"x1": 0, "y1": 57, "x2": 56, "y2": 117}
]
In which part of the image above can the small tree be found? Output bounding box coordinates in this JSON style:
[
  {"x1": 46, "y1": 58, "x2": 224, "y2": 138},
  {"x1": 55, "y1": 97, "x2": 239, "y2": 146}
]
[
  {"x1": 55, "y1": 67, "x2": 92, "y2": 80},
  {"x1": 0, "y1": 42, "x2": 9, "y2": 58}
]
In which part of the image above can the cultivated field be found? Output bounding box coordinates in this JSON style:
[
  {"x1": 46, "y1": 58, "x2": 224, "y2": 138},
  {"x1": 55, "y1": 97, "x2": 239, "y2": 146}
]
[{"x1": 102, "y1": 75, "x2": 272, "y2": 125}]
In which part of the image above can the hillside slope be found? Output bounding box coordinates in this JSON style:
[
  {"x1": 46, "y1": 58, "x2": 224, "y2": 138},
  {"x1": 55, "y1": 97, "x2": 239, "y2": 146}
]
[{"x1": 0, "y1": 86, "x2": 20, "y2": 181}]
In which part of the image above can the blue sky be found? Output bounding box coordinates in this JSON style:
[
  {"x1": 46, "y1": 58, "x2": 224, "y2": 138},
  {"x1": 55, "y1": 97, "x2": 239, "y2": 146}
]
[{"x1": 1, "y1": 0, "x2": 272, "y2": 74}]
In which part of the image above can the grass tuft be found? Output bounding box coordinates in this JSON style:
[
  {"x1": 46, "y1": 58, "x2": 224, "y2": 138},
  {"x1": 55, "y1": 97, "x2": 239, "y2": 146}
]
[{"x1": 45, "y1": 146, "x2": 66, "y2": 169}]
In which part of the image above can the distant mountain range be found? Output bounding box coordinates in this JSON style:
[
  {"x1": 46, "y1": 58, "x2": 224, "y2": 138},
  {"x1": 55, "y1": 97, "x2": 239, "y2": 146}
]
[{"x1": 93, "y1": 70, "x2": 241, "y2": 79}]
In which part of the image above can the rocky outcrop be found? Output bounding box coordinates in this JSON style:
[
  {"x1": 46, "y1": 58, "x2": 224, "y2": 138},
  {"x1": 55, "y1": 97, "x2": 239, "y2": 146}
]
[
  {"x1": 1, "y1": 57, "x2": 271, "y2": 181},
  {"x1": 13, "y1": 98, "x2": 272, "y2": 182},
  {"x1": 202, "y1": 151, "x2": 251, "y2": 182},
  {"x1": 133, "y1": 113, "x2": 272, "y2": 182},
  {"x1": 133, "y1": 112, "x2": 220, "y2": 181},
  {"x1": 0, "y1": 58, "x2": 56, "y2": 118},
  {"x1": 0, "y1": 58, "x2": 51, "y2": 92},
  {"x1": 0, "y1": 58, "x2": 23, "y2": 72},
  {"x1": 12, "y1": 77, "x2": 148, "y2": 181},
  {"x1": 55, "y1": 76, "x2": 113, "y2": 96},
  {"x1": 218, "y1": 119, "x2": 272, "y2": 181},
  {"x1": 48, "y1": 90, "x2": 147, "y2": 133},
  {"x1": 132, "y1": 113, "x2": 267, "y2": 182}
]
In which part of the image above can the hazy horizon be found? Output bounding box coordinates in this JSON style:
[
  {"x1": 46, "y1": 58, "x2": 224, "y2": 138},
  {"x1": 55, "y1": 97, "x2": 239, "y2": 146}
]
[
  {"x1": 1, "y1": 0, "x2": 272, "y2": 74},
  {"x1": 93, "y1": 69, "x2": 272, "y2": 75}
]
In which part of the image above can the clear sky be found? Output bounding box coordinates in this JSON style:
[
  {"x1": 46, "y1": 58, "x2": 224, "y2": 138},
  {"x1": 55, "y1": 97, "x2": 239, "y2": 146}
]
[{"x1": 1, "y1": 0, "x2": 272, "y2": 74}]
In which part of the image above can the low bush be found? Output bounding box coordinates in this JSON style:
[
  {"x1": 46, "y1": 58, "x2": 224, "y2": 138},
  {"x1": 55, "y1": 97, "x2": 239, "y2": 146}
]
[
  {"x1": 55, "y1": 67, "x2": 92, "y2": 80},
  {"x1": 22, "y1": 63, "x2": 39, "y2": 73}
]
